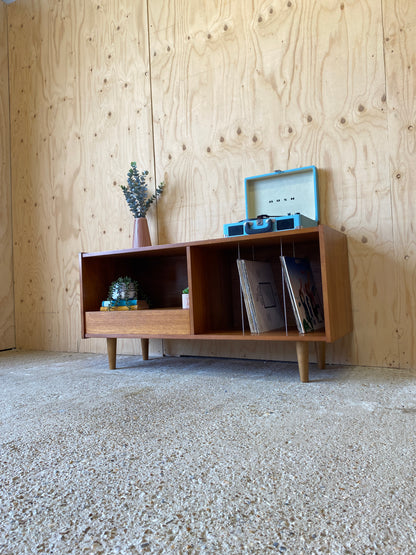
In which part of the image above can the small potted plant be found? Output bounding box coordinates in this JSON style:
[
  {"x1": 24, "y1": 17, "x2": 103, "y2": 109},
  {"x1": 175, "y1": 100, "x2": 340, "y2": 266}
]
[
  {"x1": 182, "y1": 286, "x2": 189, "y2": 309},
  {"x1": 120, "y1": 162, "x2": 165, "y2": 248},
  {"x1": 105, "y1": 276, "x2": 150, "y2": 310}
]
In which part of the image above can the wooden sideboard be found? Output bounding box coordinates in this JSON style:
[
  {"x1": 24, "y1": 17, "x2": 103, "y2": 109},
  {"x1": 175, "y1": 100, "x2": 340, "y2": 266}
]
[{"x1": 79, "y1": 225, "x2": 352, "y2": 382}]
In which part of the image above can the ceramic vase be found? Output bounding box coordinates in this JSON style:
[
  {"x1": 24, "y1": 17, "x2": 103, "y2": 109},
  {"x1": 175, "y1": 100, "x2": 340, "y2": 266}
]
[{"x1": 132, "y1": 217, "x2": 151, "y2": 248}]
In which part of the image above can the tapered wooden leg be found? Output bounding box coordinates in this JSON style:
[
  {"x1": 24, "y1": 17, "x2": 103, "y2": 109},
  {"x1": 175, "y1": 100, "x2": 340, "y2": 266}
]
[
  {"x1": 296, "y1": 341, "x2": 309, "y2": 383},
  {"x1": 107, "y1": 338, "x2": 117, "y2": 370},
  {"x1": 315, "y1": 342, "x2": 326, "y2": 370},
  {"x1": 141, "y1": 338, "x2": 149, "y2": 361}
]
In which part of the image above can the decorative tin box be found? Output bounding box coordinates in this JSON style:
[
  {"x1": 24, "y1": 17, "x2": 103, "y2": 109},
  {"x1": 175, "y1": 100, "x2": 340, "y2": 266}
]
[{"x1": 224, "y1": 166, "x2": 319, "y2": 237}]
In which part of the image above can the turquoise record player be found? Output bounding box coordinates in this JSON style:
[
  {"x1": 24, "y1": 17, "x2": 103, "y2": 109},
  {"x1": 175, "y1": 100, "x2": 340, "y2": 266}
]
[{"x1": 224, "y1": 166, "x2": 319, "y2": 237}]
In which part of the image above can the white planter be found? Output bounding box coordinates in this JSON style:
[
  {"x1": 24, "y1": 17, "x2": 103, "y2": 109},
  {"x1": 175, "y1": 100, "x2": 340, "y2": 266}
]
[{"x1": 182, "y1": 293, "x2": 189, "y2": 309}]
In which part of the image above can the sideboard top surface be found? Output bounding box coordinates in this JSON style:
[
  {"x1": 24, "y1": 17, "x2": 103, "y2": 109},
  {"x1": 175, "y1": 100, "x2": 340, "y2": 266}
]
[{"x1": 80, "y1": 225, "x2": 330, "y2": 259}]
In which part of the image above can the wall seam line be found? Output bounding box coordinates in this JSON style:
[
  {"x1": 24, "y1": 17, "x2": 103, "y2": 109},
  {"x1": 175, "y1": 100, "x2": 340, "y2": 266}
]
[
  {"x1": 380, "y1": 0, "x2": 401, "y2": 368},
  {"x1": 145, "y1": 0, "x2": 165, "y2": 358},
  {"x1": 146, "y1": 0, "x2": 159, "y2": 241},
  {"x1": 5, "y1": 4, "x2": 16, "y2": 350}
]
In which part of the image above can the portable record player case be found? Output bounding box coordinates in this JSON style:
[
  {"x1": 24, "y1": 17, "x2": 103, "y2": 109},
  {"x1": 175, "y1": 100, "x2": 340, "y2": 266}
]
[{"x1": 224, "y1": 166, "x2": 319, "y2": 237}]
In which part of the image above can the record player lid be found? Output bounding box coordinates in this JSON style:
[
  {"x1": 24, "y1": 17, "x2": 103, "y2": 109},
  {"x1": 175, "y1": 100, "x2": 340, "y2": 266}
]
[{"x1": 244, "y1": 166, "x2": 319, "y2": 223}]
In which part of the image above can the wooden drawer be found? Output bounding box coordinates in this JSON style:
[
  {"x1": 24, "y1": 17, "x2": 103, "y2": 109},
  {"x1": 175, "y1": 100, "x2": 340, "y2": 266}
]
[{"x1": 85, "y1": 308, "x2": 191, "y2": 337}]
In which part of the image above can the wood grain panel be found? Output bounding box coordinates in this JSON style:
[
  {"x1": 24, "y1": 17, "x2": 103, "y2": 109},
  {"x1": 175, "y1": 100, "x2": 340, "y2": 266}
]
[
  {"x1": 383, "y1": 0, "x2": 416, "y2": 367},
  {"x1": 149, "y1": 0, "x2": 392, "y2": 366},
  {"x1": 319, "y1": 226, "x2": 353, "y2": 342},
  {"x1": 8, "y1": 0, "x2": 157, "y2": 355},
  {"x1": 85, "y1": 308, "x2": 190, "y2": 337},
  {"x1": 0, "y1": 3, "x2": 15, "y2": 350}
]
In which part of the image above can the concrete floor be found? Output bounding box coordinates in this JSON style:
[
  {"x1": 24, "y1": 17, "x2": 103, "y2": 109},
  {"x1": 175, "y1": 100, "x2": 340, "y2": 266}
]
[{"x1": 1, "y1": 350, "x2": 416, "y2": 554}]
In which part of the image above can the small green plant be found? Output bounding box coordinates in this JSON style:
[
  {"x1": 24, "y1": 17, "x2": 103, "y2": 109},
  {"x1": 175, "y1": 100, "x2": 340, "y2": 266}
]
[
  {"x1": 120, "y1": 162, "x2": 165, "y2": 218},
  {"x1": 107, "y1": 276, "x2": 150, "y2": 308},
  {"x1": 182, "y1": 287, "x2": 189, "y2": 294}
]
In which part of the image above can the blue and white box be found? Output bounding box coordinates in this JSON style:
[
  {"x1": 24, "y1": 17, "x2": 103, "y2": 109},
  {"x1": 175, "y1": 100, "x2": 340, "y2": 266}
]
[{"x1": 224, "y1": 166, "x2": 319, "y2": 237}]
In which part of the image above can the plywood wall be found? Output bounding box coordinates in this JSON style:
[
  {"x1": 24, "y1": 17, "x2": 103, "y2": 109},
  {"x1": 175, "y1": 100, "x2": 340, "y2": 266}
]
[
  {"x1": 149, "y1": 0, "x2": 414, "y2": 367},
  {"x1": 8, "y1": 0, "x2": 158, "y2": 355},
  {"x1": 0, "y1": 3, "x2": 15, "y2": 351},
  {"x1": 383, "y1": 0, "x2": 416, "y2": 368},
  {"x1": 5, "y1": 0, "x2": 416, "y2": 370}
]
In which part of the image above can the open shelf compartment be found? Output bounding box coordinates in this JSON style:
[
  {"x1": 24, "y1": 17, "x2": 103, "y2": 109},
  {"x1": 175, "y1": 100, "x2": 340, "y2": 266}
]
[{"x1": 187, "y1": 230, "x2": 324, "y2": 337}]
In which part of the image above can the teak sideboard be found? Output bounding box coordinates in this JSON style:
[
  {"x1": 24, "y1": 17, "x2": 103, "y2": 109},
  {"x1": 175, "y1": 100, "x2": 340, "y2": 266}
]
[{"x1": 79, "y1": 225, "x2": 352, "y2": 382}]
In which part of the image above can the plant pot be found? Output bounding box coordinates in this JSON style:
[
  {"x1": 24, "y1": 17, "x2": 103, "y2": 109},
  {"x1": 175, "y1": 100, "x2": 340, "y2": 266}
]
[
  {"x1": 182, "y1": 293, "x2": 189, "y2": 309},
  {"x1": 132, "y1": 217, "x2": 151, "y2": 248},
  {"x1": 111, "y1": 282, "x2": 137, "y2": 300}
]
